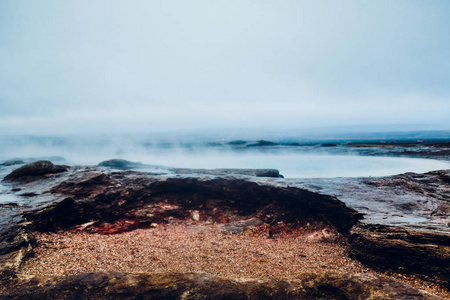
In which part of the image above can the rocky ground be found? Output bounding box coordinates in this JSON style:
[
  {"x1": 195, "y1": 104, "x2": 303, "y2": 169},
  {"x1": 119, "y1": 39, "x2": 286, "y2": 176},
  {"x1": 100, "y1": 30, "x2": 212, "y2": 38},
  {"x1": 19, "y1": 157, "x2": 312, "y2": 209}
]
[{"x1": 0, "y1": 157, "x2": 449, "y2": 299}]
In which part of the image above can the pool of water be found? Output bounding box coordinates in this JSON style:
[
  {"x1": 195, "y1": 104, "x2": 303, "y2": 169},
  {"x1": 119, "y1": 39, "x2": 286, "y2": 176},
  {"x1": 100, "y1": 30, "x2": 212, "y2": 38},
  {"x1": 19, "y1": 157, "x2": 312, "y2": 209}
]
[
  {"x1": 128, "y1": 151, "x2": 450, "y2": 178},
  {"x1": 1, "y1": 146, "x2": 449, "y2": 179}
]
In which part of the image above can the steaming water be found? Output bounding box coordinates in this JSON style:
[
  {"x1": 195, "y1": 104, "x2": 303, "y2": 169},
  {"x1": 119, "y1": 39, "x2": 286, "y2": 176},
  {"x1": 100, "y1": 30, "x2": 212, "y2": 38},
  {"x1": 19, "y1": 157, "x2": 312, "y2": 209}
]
[
  {"x1": 139, "y1": 151, "x2": 449, "y2": 178},
  {"x1": 0, "y1": 140, "x2": 449, "y2": 179}
]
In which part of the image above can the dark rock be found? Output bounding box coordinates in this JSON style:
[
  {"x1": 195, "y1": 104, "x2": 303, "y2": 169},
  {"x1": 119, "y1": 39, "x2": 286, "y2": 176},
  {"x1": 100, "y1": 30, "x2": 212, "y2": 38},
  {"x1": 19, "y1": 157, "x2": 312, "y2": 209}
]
[
  {"x1": 246, "y1": 140, "x2": 277, "y2": 147},
  {"x1": 18, "y1": 172, "x2": 361, "y2": 234},
  {"x1": 0, "y1": 215, "x2": 35, "y2": 275},
  {"x1": 172, "y1": 168, "x2": 283, "y2": 178},
  {"x1": 348, "y1": 224, "x2": 450, "y2": 288},
  {"x1": 26, "y1": 198, "x2": 79, "y2": 232},
  {"x1": 227, "y1": 140, "x2": 248, "y2": 145},
  {"x1": 0, "y1": 159, "x2": 25, "y2": 166},
  {"x1": 18, "y1": 192, "x2": 39, "y2": 197},
  {"x1": 0, "y1": 272, "x2": 439, "y2": 299},
  {"x1": 3, "y1": 161, "x2": 69, "y2": 182},
  {"x1": 98, "y1": 159, "x2": 144, "y2": 170}
]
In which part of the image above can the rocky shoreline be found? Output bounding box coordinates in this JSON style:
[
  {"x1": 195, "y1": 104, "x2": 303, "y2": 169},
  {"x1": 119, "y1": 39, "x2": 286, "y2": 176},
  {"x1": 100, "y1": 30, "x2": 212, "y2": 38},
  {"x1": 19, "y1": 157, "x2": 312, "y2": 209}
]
[{"x1": 0, "y1": 158, "x2": 449, "y2": 299}]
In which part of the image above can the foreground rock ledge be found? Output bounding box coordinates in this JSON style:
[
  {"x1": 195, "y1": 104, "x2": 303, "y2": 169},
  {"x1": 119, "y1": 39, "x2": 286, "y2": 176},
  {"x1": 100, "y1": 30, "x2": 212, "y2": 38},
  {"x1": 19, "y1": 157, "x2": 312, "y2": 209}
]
[
  {"x1": 349, "y1": 224, "x2": 450, "y2": 289},
  {"x1": 1, "y1": 161, "x2": 449, "y2": 298},
  {"x1": 0, "y1": 272, "x2": 440, "y2": 300},
  {"x1": 1, "y1": 162, "x2": 362, "y2": 276}
]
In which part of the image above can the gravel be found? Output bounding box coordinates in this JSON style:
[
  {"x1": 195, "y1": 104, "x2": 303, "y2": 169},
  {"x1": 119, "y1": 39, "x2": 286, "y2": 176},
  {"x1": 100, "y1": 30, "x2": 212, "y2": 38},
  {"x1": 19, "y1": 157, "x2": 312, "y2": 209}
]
[{"x1": 19, "y1": 224, "x2": 449, "y2": 298}]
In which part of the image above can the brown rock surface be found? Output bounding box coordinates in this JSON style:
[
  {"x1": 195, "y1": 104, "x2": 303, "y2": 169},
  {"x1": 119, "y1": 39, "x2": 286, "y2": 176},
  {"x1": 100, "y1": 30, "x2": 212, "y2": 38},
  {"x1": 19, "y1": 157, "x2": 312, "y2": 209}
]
[
  {"x1": 348, "y1": 224, "x2": 450, "y2": 289},
  {"x1": 24, "y1": 171, "x2": 362, "y2": 234}
]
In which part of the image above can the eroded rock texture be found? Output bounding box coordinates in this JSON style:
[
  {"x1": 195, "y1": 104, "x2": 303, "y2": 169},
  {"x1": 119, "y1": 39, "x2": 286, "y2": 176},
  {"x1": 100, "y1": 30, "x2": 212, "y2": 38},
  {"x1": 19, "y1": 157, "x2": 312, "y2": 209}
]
[
  {"x1": 348, "y1": 224, "x2": 450, "y2": 289},
  {"x1": 25, "y1": 172, "x2": 361, "y2": 234}
]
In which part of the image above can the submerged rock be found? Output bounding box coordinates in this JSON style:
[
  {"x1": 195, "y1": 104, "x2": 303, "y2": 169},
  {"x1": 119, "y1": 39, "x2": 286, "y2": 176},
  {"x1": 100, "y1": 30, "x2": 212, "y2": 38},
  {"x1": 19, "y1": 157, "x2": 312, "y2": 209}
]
[
  {"x1": 3, "y1": 161, "x2": 69, "y2": 182},
  {"x1": 98, "y1": 159, "x2": 144, "y2": 170},
  {"x1": 172, "y1": 168, "x2": 283, "y2": 178},
  {"x1": 0, "y1": 159, "x2": 25, "y2": 167}
]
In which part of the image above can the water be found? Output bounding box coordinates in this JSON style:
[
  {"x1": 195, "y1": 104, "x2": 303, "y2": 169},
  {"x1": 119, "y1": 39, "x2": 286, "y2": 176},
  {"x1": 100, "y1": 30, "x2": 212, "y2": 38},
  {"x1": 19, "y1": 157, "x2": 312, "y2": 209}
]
[
  {"x1": 0, "y1": 135, "x2": 449, "y2": 179},
  {"x1": 1, "y1": 149, "x2": 450, "y2": 179}
]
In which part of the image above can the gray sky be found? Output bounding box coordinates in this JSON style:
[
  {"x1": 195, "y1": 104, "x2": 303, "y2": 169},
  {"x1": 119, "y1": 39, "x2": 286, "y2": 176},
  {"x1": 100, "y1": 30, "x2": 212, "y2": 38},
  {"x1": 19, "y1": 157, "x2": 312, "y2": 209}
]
[{"x1": 1, "y1": 0, "x2": 449, "y2": 134}]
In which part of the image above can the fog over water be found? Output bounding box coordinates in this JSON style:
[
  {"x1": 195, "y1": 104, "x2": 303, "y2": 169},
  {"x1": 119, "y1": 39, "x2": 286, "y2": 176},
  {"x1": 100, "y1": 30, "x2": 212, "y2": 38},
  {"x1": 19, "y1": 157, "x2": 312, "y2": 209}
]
[
  {"x1": 1, "y1": 1, "x2": 449, "y2": 180},
  {"x1": 1, "y1": 134, "x2": 449, "y2": 179}
]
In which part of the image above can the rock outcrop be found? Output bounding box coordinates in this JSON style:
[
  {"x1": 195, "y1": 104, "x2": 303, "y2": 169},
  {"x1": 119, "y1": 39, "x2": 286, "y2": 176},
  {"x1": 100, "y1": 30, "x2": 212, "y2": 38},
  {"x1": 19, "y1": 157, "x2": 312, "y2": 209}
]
[
  {"x1": 1, "y1": 162, "x2": 449, "y2": 298},
  {"x1": 21, "y1": 172, "x2": 361, "y2": 235},
  {"x1": 0, "y1": 215, "x2": 35, "y2": 276},
  {"x1": 348, "y1": 224, "x2": 450, "y2": 289}
]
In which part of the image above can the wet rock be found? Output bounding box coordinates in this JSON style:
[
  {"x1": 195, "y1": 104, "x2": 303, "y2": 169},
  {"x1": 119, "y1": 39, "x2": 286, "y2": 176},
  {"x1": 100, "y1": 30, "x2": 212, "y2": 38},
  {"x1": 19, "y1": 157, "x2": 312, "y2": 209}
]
[
  {"x1": 26, "y1": 173, "x2": 361, "y2": 234},
  {"x1": 0, "y1": 272, "x2": 439, "y2": 299},
  {"x1": 3, "y1": 161, "x2": 69, "y2": 182},
  {"x1": 26, "y1": 198, "x2": 81, "y2": 232},
  {"x1": 0, "y1": 215, "x2": 35, "y2": 275},
  {"x1": 0, "y1": 159, "x2": 25, "y2": 166},
  {"x1": 296, "y1": 169, "x2": 450, "y2": 231},
  {"x1": 172, "y1": 168, "x2": 283, "y2": 178},
  {"x1": 246, "y1": 140, "x2": 277, "y2": 147},
  {"x1": 348, "y1": 224, "x2": 450, "y2": 288},
  {"x1": 98, "y1": 159, "x2": 144, "y2": 170}
]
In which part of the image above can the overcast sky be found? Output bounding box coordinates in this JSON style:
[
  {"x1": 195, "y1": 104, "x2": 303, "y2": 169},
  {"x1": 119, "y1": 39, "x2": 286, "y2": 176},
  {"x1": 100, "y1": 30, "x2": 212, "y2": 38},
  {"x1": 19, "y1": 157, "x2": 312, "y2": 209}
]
[{"x1": 1, "y1": 0, "x2": 449, "y2": 135}]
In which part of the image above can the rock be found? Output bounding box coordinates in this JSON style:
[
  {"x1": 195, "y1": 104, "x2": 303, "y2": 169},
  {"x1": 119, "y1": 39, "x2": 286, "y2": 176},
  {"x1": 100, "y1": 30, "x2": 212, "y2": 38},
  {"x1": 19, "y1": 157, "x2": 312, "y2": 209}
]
[
  {"x1": 296, "y1": 169, "x2": 450, "y2": 231},
  {"x1": 3, "y1": 161, "x2": 69, "y2": 182},
  {"x1": 246, "y1": 140, "x2": 277, "y2": 147},
  {"x1": 0, "y1": 272, "x2": 439, "y2": 299},
  {"x1": 172, "y1": 168, "x2": 284, "y2": 178},
  {"x1": 98, "y1": 159, "x2": 144, "y2": 170},
  {"x1": 0, "y1": 216, "x2": 35, "y2": 275},
  {"x1": 348, "y1": 224, "x2": 450, "y2": 289},
  {"x1": 0, "y1": 159, "x2": 25, "y2": 166},
  {"x1": 23, "y1": 174, "x2": 361, "y2": 234},
  {"x1": 0, "y1": 165, "x2": 448, "y2": 298},
  {"x1": 190, "y1": 210, "x2": 200, "y2": 221}
]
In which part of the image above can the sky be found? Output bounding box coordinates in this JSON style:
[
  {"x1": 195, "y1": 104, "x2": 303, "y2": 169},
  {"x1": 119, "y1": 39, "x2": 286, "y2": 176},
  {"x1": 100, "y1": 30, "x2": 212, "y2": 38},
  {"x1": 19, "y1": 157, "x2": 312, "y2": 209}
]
[{"x1": 1, "y1": 0, "x2": 449, "y2": 135}]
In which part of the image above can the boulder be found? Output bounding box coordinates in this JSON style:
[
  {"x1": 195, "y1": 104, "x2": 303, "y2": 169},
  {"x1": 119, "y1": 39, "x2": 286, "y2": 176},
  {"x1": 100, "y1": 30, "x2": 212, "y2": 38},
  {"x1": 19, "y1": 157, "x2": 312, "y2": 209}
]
[
  {"x1": 3, "y1": 161, "x2": 69, "y2": 182},
  {"x1": 98, "y1": 159, "x2": 144, "y2": 170}
]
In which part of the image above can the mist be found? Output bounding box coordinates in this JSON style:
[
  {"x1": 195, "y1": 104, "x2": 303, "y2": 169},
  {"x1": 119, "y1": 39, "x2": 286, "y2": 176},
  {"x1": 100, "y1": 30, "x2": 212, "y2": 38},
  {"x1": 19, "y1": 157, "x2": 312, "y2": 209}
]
[{"x1": 1, "y1": 134, "x2": 449, "y2": 179}]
